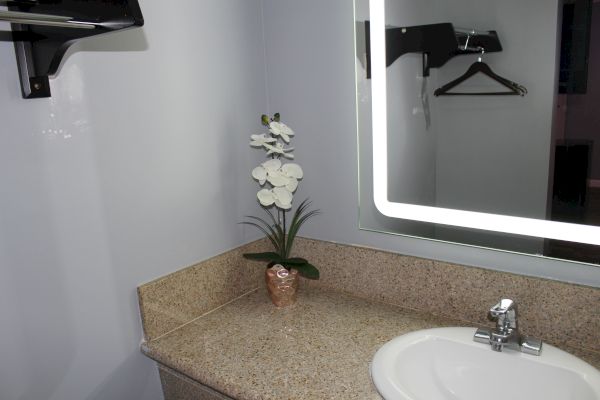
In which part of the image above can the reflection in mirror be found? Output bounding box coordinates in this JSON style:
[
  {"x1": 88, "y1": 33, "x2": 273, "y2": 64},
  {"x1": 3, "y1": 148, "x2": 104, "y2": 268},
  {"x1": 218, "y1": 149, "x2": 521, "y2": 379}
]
[{"x1": 355, "y1": 0, "x2": 600, "y2": 265}]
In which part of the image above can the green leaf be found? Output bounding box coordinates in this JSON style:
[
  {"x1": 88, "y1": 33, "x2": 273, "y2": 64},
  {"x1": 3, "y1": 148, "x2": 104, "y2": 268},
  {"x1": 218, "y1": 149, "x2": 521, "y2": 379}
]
[
  {"x1": 243, "y1": 252, "x2": 282, "y2": 262},
  {"x1": 239, "y1": 221, "x2": 280, "y2": 253},
  {"x1": 285, "y1": 199, "x2": 309, "y2": 257},
  {"x1": 261, "y1": 207, "x2": 285, "y2": 248},
  {"x1": 289, "y1": 262, "x2": 320, "y2": 280},
  {"x1": 245, "y1": 216, "x2": 281, "y2": 244},
  {"x1": 285, "y1": 199, "x2": 320, "y2": 258}
]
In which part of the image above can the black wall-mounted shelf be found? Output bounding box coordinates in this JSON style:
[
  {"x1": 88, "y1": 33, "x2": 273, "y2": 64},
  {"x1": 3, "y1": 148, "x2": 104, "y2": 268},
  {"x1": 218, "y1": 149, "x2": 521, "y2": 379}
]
[
  {"x1": 3, "y1": 0, "x2": 144, "y2": 99},
  {"x1": 365, "y1": 22, "x2": 502, "y2": 78}
]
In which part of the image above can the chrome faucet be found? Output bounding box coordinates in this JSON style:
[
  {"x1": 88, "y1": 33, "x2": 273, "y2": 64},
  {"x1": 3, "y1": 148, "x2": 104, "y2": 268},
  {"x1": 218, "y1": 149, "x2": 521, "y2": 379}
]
[{"x1": 473, "y1": 299, "x2": 543, "y2": 356}]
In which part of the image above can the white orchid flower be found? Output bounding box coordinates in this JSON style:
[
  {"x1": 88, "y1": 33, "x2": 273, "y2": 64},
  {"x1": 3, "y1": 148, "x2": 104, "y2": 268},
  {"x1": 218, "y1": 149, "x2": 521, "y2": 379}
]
[
  {"x1": 281, "y1": 163, "x2": 303, "y2": 179},
  {"x1": 252, "y1": 159, "x2": 280, "y2": 185},
  {"x1": 273, "y1": 187, "x2": 293, "y2": 209},
  {"x1": 285, "y1": 177, "x2": 298, "y2": 192},
  {"x1": 250, "y1": 134, "x2": 276, "y2": 148},
  {"x1": 261, "y1": 159, "x2": 287, "y2": 187},
  {"x1": 256, "y1": 187, "x2": 293, "y2": 210},
  {"x1": 277, "y1": 163, "x2": 303, "y2": 192},
  {"x1": 257, "y1": 189, "x2": 276, "y2": 206},
  {"x1": 251, "y1": 166, "x2": 267, "y2": 185},
  {"x1": 252, "y1": 159, "x2": 293, "y2": 187},
  {"x1": 269, "y1": 121, "x2": 295, "y2": 143},
  {"x1": 266, "y1": 169, "x2": 290, "y2": 187},
  {"x1": 262, "y1": 159, "x2": 281, "y2": 171},
  {"x1": 264, "y1": 142, "x2": 295, "y2": 159}
]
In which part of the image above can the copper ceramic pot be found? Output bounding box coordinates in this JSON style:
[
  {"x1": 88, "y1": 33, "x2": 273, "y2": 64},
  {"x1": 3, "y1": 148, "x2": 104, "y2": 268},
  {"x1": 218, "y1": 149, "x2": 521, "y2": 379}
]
[{"x1": 265, "y1": 265, "x2": 299, "y2": 307}]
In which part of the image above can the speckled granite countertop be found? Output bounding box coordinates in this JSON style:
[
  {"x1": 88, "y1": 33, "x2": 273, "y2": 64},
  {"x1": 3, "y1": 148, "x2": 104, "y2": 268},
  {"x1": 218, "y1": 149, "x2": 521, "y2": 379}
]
[
  {"x1": 142, "y1": 286, "x2": 600, "y2": 400},
  {"x1": 142, "y1": 287, "x2": 465, "y2": 400}
]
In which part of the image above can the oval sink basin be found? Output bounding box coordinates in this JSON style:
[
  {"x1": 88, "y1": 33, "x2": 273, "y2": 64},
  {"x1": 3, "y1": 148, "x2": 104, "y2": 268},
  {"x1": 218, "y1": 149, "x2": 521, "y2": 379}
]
[{"x1": 371, "y1": 327, "x2": 600, "y2": 400}]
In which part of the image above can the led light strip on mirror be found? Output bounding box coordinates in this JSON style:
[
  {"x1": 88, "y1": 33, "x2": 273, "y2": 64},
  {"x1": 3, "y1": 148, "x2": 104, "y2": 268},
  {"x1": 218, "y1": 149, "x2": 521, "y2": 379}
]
[{"x1": 368, "y1": 0, "x2": 600, "y2": 246}]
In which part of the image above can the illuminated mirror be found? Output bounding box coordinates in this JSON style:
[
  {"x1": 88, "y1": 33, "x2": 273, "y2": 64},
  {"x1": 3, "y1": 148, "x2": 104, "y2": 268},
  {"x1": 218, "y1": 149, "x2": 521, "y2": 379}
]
[{"x1": 356, "y1": 0, "x2": 600, "y2": 265}]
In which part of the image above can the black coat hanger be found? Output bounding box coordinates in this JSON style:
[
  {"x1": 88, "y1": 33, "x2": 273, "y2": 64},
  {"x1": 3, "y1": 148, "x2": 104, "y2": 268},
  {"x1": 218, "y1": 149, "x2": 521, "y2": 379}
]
[{"x1": 434, "y1": 60, "x2": 527, "y2": 96}]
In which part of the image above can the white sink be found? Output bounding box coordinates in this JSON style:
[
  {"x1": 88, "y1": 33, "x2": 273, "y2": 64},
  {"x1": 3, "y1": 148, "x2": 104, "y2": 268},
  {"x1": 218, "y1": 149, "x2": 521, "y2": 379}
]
[{"x1": 371, "y1": 327, "x2": 600, "y2": 400}]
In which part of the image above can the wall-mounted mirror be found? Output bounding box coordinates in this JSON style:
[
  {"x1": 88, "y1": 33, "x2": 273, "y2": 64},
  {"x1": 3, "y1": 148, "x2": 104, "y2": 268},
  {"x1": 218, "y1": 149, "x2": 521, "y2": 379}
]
[{"x1": 355, "y1": 0, "x2": 600, "y2": 265}]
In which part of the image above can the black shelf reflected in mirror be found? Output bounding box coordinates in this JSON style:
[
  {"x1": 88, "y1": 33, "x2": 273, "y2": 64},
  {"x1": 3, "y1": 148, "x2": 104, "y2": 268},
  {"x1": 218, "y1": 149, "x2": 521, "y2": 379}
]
[{"x1": 365, "y1": 22, "x2": 502, "y2": 78}]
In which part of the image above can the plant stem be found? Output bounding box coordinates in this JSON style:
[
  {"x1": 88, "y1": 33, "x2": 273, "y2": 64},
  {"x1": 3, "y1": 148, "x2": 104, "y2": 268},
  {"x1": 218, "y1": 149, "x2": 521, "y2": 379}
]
[
  {"x1": 277, "y1": 208, "x2": 284, "y2": 258},
  {"x1": 282, "y1": 210, "x2": 287, "y2": 258}
]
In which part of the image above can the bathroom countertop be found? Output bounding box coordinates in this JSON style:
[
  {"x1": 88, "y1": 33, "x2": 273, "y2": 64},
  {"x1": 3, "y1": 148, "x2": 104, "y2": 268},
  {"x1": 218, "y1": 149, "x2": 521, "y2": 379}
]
[
  {"x1": 141, "y1": 287, "x2": 464, "y2": 400},
  {"x1": 141, "y1": 287, "x2": 600, "y2": 400}
]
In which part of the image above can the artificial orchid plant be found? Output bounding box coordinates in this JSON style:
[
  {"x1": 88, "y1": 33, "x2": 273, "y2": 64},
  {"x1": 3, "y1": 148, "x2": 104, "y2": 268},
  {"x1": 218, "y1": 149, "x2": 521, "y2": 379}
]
[{"x1": 241, "y1": 113, "x2": 320, "y2": 279}]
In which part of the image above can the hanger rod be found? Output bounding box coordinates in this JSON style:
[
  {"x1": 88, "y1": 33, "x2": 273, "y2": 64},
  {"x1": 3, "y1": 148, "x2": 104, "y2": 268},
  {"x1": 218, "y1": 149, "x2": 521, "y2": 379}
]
[
  {"x1": 463, "y1": 45, "x2": 484, "y2": 52},
  {"x1": 0, "y1": 10, "x2": 96, "y2": 29},
  {"x1": 454, "y1": 27, "x2": 491, "y2": 36}
]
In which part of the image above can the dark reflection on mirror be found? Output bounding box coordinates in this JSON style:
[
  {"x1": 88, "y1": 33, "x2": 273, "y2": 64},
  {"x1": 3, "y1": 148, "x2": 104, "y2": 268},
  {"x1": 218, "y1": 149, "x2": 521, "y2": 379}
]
[
  {"x1": 560, "y1": 0, "x2": 592, "y2": 94},
  {"x1": 547, "y1": 0, "x2": 599, "y2": 263},
  {"x1": 356, "y1": 0, "x2": 600, "y2": 266}
]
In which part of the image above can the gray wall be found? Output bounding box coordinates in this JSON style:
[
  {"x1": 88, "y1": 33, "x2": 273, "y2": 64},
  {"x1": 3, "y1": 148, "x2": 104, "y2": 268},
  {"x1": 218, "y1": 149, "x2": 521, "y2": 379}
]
[
  {"x1": 0, "y1": 1, "x2": 267, "y2": 399},
  {"x1": 566, "y1": 3, "x2": 600, "y2": 180}
]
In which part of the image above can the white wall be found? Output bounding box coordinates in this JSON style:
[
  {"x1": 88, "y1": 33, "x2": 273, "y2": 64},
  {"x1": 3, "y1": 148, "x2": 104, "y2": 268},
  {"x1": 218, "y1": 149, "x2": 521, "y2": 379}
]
[
  {"x1": 261, "y1": 0, "x2": 600, "y2": 288},
  {"x1": 0, "y1": 1, "x2": 267, "y2": 399}
]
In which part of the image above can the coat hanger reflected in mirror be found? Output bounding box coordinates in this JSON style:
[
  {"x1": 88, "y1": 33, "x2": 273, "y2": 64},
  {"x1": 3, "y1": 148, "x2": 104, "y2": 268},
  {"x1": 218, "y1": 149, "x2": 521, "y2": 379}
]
[{"x1": 434, "y1": 50, "x2": 527, "y2": 96}]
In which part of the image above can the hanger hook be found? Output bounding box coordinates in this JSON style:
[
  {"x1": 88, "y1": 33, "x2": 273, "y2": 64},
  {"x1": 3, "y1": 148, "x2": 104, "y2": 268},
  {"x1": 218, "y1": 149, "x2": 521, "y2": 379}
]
[{"x1": 463, "y1": 33, "x2": 471, "y2": 51}]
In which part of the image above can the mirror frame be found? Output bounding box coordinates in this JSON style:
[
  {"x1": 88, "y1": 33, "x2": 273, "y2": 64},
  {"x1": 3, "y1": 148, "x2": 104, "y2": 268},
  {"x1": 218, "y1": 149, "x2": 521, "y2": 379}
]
[{"x1": 369, "y1": 0, "x2": 600, "y2": 246}]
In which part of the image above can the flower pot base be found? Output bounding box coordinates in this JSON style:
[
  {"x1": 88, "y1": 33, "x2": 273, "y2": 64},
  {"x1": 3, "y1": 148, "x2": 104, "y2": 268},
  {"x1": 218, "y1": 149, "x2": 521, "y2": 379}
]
[{"x1": 265, "y1": 265, "x2": 298, "y2": 307}]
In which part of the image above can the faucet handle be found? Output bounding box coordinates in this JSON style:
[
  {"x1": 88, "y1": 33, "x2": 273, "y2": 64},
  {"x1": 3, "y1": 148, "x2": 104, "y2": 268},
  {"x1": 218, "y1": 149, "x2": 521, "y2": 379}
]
[
  {"x1": 489, "y1": 299, "x2": 516, "y2": 317},
  {"x1": 489, "y1": 299, "x2": 518, "y2": 331}
]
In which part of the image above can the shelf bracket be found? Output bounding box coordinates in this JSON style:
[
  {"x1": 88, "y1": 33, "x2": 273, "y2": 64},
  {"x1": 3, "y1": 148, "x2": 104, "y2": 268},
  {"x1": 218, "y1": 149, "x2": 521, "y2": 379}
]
[{"x1": 1, "y1": 1, "x2": 144, "y2": 99}]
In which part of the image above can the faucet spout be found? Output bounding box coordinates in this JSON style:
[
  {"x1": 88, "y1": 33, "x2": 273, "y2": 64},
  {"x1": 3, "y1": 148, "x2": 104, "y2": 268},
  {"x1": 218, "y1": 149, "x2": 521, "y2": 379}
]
[
  {"x1": 490, "y1": 299, "x2": 518, "y2": 333},
  {"x1": 473, "y1": 299, "x2": 543, "y2": 356}
]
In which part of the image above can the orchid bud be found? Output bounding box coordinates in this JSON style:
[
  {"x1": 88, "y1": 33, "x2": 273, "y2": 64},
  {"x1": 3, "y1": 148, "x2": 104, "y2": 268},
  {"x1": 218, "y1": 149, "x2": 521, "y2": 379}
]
[{"x1": 261, "y1": 114, "x2": 270, "y2": 126}]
